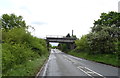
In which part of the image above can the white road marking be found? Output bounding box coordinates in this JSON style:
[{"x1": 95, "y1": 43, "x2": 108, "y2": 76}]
[
  {"x1": 49, "y1": 55, "x2": 56, "y2": 60},
  {"x1": 86, "y1": 71, "x2": 94, "y2": 74},
  {"x1": 85, "y1": 67, "x2": 106, "y2": 78},
  {"x1": 78, "y1": 65, "x2": 84, "y2": 68},
  {"x1": 64, "y1": 58, "x2": 71, "y2": 63},
  {"x1": 63, "y1": 55, "x2": 76, "y2": 63},
  {"x1": 63, "y1": 53, "x2": 106, "y2": 78},
  {"x1": 77, "y1": 66, "x2": 94, "y2": 78},
  {"x1": 68, "y1": 55, "x2": 84, "y2": 61},
  {"x1": 42, "y1": 52, "x2": 56, "y2": 77},
  {"x1": 77, "y1": 66, "x2": 106, "y2": 78},
  {"x1": 42, "y1": 59, "x2": 49, "y2": 77}
]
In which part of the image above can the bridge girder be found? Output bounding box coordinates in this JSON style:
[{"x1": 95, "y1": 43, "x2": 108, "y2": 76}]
[
  {"x1": 46, "y1": 37, "x2": 76, "y2": 43},
  {"x1": 46, "y1": 37, "x2": 77, "y2": 50}
]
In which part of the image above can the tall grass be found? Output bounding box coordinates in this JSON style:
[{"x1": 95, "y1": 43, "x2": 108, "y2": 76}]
[
  {"x1": 3, "y1": 55, "x2": 48, "y2": 76},
  {"x1": 68, "y1": 51, "x2": 119, "y2": 67}
]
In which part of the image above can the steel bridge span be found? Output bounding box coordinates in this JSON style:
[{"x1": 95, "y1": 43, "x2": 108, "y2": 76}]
[{"x1": 46, "y1": 35, "x2": 77, "y2": 50}]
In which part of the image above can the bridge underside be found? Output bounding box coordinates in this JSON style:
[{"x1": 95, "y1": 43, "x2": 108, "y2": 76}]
[
  {"x1": 47, "y1": 39, "x2": 75, "y2": 43},
  {"x1": 46, "y1": 37, "x2": 77, "y2": 50},
  {"x1": 46, "y1": 37, "x2": 76, "y2": 43}
]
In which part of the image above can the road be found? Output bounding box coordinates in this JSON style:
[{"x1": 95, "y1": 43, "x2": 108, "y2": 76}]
[{"x1": 36, "y1": 49, "x2": 119, "y2": 78}]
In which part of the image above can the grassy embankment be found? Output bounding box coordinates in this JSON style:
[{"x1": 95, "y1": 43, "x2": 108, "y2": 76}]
[
  {"x1": 3, "y1": 55, "x2": 48, "y2": 76},
  {"x1": 2, "y1": 28, "x2": 49, "y2": 76},
  {"x1": 68, "y1": 51, "x2": 119, "y2": 67}
]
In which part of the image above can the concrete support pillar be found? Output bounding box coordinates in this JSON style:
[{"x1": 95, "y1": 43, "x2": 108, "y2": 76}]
[{"x1": 70, "y1": 43, "x2": 74, "y2": 50}]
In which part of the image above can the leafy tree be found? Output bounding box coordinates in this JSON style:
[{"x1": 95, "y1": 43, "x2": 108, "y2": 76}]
[
  {"x1": 66, "y1": 33, "x2": 71, "y2": 37},
  {"x1": 72, "y1": 35, "x2": 77, "y2": 38},
  {"x1": 75, "y1": 11, "x2": 119, "y2": 54},
  {"x1": 58, "y1": 43, "x2": 69, "y2": 52},
  {"x1": 1, "y1": 13, "x2": 49, "y2": 75},
  {"x1": 1, "y1": 14, "x2": 26, "y2": 31},
  {"x1": 75, "y1": 35, "x2": 89, "y2": 52},
  {"x1": 93, "y1": 11, "x2": 120, "y2": 39},
  {"x1": 93, "y1": 11, "x2": 120, "y2": 27},
  {"x1": 88, "y1": 11, "x2": 120, "y2": 54}
]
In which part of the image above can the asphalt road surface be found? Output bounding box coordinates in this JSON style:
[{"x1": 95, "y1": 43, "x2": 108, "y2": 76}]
[{"x1": 37, "y1": 49, "x2": 119, "y2": 78}]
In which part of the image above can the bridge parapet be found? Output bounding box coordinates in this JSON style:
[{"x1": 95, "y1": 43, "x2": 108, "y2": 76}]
[
  {"x1": 46, "y1": 35, "x2": 77, "y2": 43},
  {"x1": 46, "y1": 35, "x2": 77, "y2": 39},
  {"x1": 46, "y1": 35, "x2": 65, "y2": 38}
]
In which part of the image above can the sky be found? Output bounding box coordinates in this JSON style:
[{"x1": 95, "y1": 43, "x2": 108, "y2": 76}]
[{"x1": 0, "y1": 0, "x2": 119, "y2": 46}]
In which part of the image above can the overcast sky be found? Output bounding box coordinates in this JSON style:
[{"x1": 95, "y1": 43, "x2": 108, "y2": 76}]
[{"x1": 0, "y1": 0, "x2": 119, "y2": 45}]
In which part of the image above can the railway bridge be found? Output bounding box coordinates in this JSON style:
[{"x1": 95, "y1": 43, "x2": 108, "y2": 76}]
[{"x1": 46, "y1": 35, "x2": 77, "y2": 50}]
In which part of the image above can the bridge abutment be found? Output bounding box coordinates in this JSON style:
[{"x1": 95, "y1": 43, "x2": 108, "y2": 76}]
[{"x1": 70, "y1": 43, "x2": 75, "y2": 50}]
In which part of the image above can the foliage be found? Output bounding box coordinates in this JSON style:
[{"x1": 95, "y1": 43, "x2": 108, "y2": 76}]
[
  {"x1": 66, "y1": 33, "x2": 71, "y2": 37},
  {"x1": 72, "y1": 35, "x2": 77, "y2": 38},
  {"x1": 93, "y1": 11, "x2": 120, "y2": 28},
  {"x1": 75, "y1": 11, "x2": 120, "y2": 55},
  {"x1": 3, "y1": 56, "x2": 48, "y2": 76},
  {"x1": 1, "y1": 14, "x2": 26, "y2": 31},
  {"x1": 58, "y1": 33, "x2": 73, "y2": 52},
  {"x1": 58, "y1": 43, "x2": 70, "y2": 52},
  {"x1": 68, "y1": 51, "x2": 119, "y2": 67},
  {"x1": 52, "y1": 46, "x2": 58, "y2": 49},
  {"x1": 0, "y1": 44, "x2": 1, "y2": 78},
  {"x1": 1, "y1": 13, "x2": 48, "y2": 76},
  {"x1": 88, "y1": 11, "x2": 120, "y2": 54},
  {"x1": 75, "y1": 35, "x2": 89, "y2": 52},
  {"x1": 2, "y1": 27, "x2": 48, "y2": 75}
]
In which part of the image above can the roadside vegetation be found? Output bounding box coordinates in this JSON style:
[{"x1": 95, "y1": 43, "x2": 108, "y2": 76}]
[
  {"x1": 1, "y1": 14, "x2": 49, "y2": 76},
  {"x1": 59, "y1": 11, "x2": 120, "y2": 67},
  {"x1": 58, "y1": 33, "x2": 77, "y2": 52}
]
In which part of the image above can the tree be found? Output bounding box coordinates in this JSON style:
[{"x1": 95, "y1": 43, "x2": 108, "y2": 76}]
[
  {"x1": 92, "y1": 11, "x2": 120, "y2": 39},
  {"x1": 72, "y1": 35, "x2": 77, "y2": 38},
  {"x1": 75, "y1": 35, "x2": 89, "y2": 52},
  {"x1": 1, "y1": 14, "x2": 26, "y2": 31},
  {"x1": 88, "y1": 11, "x2": 120, "y2": 54},
  {"x1": 66, "y1": 33, "x2": 71, "y2": 37}
]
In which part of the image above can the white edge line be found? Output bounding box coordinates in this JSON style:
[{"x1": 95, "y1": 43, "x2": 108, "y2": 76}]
[
  {"x1": 77, "y1": 66, "x2": 94, "y2": 78},
  {"x1": 35, "y1": 57, "x2": 49, "y2": 78},
  {"x1": 36, "y1": 54, "x2": 51, "y2": 78},
  {"x1": 35, "y1": 63, "x2": 45, "y2": 77},
  {"x1": 42, "y1": 57, "x2": 50, "y2": 77}
]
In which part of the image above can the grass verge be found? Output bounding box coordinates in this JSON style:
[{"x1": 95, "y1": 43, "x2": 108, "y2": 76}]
[
  {"x1": 68, "y1": 51, "x2": 119, "y2": 67},
  {"x1": 2, "y1": 55, "x2": 49, "y2": 77}
]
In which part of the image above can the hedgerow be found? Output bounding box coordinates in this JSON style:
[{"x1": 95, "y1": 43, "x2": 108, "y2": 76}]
[{"x1": 1, "y1": 14, "x2": 48, "y2": 75}]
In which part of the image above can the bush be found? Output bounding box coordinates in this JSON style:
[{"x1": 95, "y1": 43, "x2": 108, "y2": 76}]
[
  {"x1": 1, "y1": 13, "x2": 49, "y2": 76},
  {"x1": 75, "y1": 35, "x2": 90, "y2": 52},
  {"x1": 2, "y1": 28, "x2": 48, "y2": 74}
]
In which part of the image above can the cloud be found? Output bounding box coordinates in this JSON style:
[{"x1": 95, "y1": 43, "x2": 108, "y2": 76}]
[
  {"x1": 31, "y1": 21, "x2": 48, "y2": 25},
  {"x1": 0, "y1": 0, "x2": 119, "y2": 39},
  {"x1": 19, "y1": 6, "x2": 31, "y2": 14}
]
